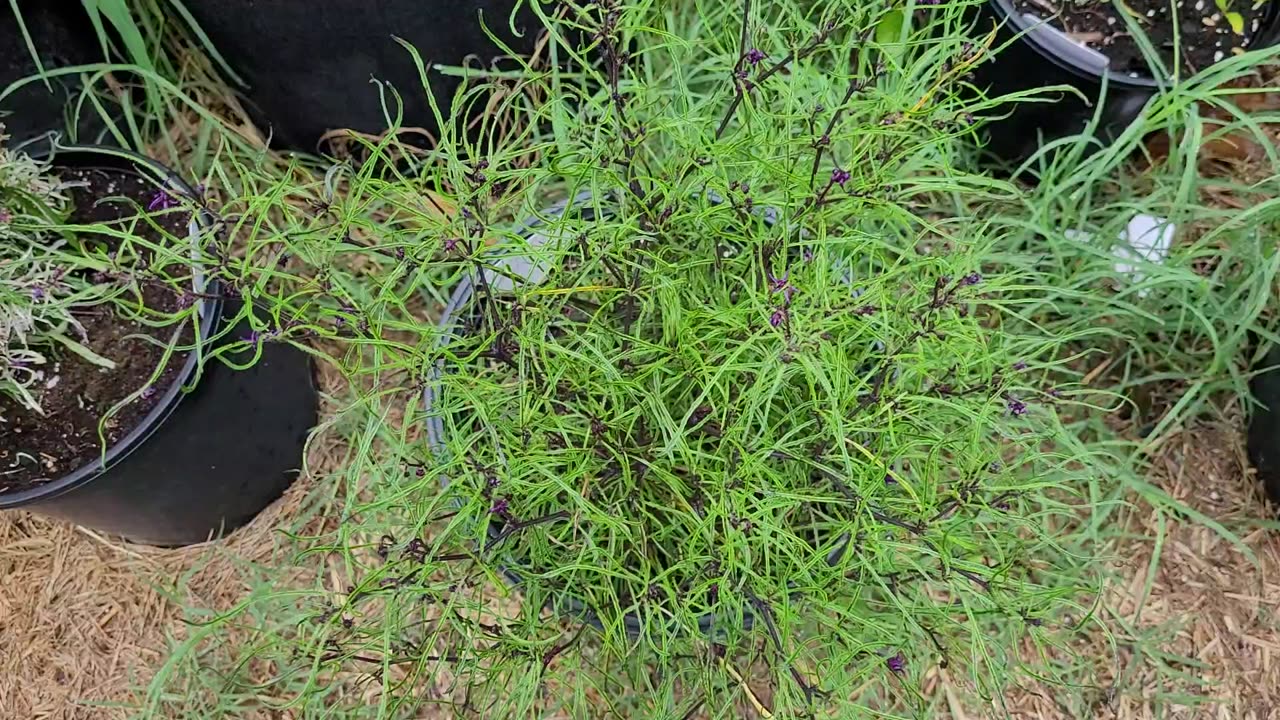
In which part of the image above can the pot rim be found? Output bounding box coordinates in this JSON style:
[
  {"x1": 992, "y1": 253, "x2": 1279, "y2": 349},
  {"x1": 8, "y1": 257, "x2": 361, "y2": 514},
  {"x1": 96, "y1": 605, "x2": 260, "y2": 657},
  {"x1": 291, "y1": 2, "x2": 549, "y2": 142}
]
[
  {"x1": 987, "y1": 0, "x2": 1280, "y2": 89},
  {"x1": 988, "y1": 0, "x2": 1162, "y2": 88},
  {"x1": 0, "y1": 145, "x2": 224, "y2": 508}
]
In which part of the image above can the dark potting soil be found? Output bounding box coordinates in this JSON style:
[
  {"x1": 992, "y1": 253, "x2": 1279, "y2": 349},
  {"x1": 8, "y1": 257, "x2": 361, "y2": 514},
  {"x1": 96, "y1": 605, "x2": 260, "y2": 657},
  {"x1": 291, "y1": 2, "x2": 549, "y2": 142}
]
[
  {"x1": 1012, "y1": 0, "x2": 1269, "y2": 75},
  {"x1": 0, "y1": 168, "x2": 195, "y2": 494}
]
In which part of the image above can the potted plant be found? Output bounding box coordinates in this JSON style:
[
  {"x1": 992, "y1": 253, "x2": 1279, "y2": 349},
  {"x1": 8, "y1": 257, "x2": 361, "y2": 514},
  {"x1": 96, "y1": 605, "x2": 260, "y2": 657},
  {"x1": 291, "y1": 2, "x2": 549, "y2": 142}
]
[
  {"x1": 0, "y1": 134, "x2": 318, "y2": 546},
  {"x1": 401, "y1": 1, "x2": 1093, "y2": 711},
  {"x1": 969, "y1": 0, "x2": 1280, "y2": 163}
]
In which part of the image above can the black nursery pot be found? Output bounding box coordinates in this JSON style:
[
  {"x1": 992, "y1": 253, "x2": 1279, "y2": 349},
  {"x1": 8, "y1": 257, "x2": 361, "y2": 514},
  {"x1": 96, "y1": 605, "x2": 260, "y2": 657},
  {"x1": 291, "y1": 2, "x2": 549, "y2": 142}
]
[
  {"x1": 0, "y1": 2, "x2": 104, "y2": 149},
  {"x1": 0, "y1": 149, "x2": 318, "y2": 546},
  {"x1": 969, "y1": 0, "x2": 1280, "y2": 165},
  {"x1": 183, "y1": 0, "x2": 541, "y2": 151},
  {"x1": 1248, "y1": 344, "x2": 1280, "y2": 506}
]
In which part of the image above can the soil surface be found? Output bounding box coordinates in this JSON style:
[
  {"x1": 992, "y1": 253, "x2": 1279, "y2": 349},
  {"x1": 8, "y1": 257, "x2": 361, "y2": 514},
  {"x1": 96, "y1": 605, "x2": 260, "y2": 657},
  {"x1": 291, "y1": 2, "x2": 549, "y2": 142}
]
[
  {"x1": 0, "y1": 168, "x2": 194, "y2": 494},
  {"x1": 1012, "y1": 0, "x2": 1269, "y2": 75}
]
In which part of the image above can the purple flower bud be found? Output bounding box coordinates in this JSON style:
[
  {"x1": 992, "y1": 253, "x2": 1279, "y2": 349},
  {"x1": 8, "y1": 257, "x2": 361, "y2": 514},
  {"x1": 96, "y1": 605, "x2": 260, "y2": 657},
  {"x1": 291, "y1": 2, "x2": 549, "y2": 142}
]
[
  {"x1": 490, "y1": 497, "x2": 510, "y2": 516},
  {"x1": 31, "y1": 287, "x2": 45, "y2": 300},
  {"x1": 744, "y1": 48, "x2": 767, "y2": 65},
  {"x1": 1012, "y1": 361, "x2": 1028, "y2": 371},
  {"x1": 443, "y1": 238, "x2": 460, "y2": 253},
  {"x1": 884, "y1": 473, "x2": 896, "y2": 485},
  {"x1": 0, "y1": 209, "x2": 11, "y2": 223},
  {"x1": 769, "y1": 307, "x2": 788, "y2": 327},
  {"x1": 961, "y1": 272, "x2": 982, "y2": 286},
  {"x1": 831, "y1": 168, "x2": 851, "y2": 186},
  {"x1": 769, "y1": 270, "x2": 789, "y2": 292},
  {"x1": 147, "y1": 188, "x2": 180, "y2": 211},
  {"x1": 1007, "y1": 398, "x2": 1029, "y2": 417},
  {"x1": 886, "y1": 653, "x2": 906, "y2": 674}
]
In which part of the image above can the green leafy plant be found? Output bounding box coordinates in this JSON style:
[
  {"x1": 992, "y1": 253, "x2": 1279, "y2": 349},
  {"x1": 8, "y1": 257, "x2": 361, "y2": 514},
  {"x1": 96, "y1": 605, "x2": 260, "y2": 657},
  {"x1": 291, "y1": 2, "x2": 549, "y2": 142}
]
[
  {"x1": 417, "y1": 0, "x2": 1094, "y2": 706},
  {"x1": 120, "y1": 0, "x2": 1133, "y2": 716},
  {"x1": 1214, "y1": 0, "x2": 1247, "y2": 35}
]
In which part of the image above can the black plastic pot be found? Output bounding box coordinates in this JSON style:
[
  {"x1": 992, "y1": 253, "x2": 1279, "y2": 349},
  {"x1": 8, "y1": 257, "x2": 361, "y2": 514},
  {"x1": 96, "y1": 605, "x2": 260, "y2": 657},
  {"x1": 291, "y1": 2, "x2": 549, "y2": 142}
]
[
  {"x1": 969, "y1": 0, "x2": 1280, "y2": 164},
  {"x1": 0, "y1": 148, "x2": 318, "y2": 546},
  {"x1": 0, "y1": 2, "x2": 103, "y2": 149},
  {"x1": 1249, "y1": 344, "x2": 1280, "y2": 505},
  {"x1": 181, "y1": 0, "x2": 541, "y2": 151}
]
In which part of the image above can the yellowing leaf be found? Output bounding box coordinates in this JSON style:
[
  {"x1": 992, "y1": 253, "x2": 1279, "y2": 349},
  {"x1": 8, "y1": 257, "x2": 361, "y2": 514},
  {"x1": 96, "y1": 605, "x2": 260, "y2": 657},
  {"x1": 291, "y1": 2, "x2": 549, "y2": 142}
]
[{"x1": 1225, "y1": 10, "x2": 1245, "y2": 34}]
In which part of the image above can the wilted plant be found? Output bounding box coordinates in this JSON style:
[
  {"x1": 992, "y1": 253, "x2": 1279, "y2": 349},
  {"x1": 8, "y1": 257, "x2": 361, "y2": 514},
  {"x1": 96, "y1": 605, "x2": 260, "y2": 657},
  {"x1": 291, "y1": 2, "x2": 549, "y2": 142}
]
[{"x1": 0, "y1": 135, "x2": 101, "y2": 412}]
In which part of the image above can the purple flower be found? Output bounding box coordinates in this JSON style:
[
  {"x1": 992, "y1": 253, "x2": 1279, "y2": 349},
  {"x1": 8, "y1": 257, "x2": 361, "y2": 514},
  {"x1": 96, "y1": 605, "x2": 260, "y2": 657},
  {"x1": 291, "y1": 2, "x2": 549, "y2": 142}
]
[
  {"x1": 769, "y1": 270, "x2": 789, "y2": 292},
  {"x1": 443, "y1": 237, "x2": 460, "y2": 253},
  {"x1": 769, "y1": 307, "x2": 788, "y2": 327},
  {"x1": 884, "y1": 473, "x2": 897, "y2": 485},
  {"x1": 744, "y1": 48, "x2": 767, "y2": 65},
  {"x1": 1007, "y1": 398, "x2": 1029, "y2": 416},
  {"x1": 0, "y1": 209, "x2": 11, "y2": 223},
  {"x1": 855, "y1": 304, "x2": 876, "y2": 316},
  {"x1": 141, "y1": 385, "x2": 157, "y2": 400},
  {"x1": 961, "y1": 272, "x2": 982, "y2": 286},
  {"x1": 1012, "y1": 361, "x2": 1028, "y2": 371},
  {"x1": 147, "y1": 188, "x2": 180, "y2": 211},
  {"x1": 490, "y1": 497, "x2": 510, "y2": 517},
  {"x1": 30, "y1": 287, "x2": 45, "y2": 300},
  {"x1": 802, "y1": 247, "x2": 814, "y2": 263},
  {"x1": 831, "y1": 168, "x2": 851, "y2": 186},
  {"x1": 768, "y1": 271, "x2": 797, "y2": 305},
  {"x1": 886, "y1": 653, "x2": 906, "y2": 674}
]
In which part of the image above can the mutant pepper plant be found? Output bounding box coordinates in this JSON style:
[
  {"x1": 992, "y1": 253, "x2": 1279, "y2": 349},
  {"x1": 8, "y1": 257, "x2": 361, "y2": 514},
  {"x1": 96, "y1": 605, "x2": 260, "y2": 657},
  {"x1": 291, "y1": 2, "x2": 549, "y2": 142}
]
[
  {"x1": 169, "y1": 0, "x2": 1106, "y2": 717},
  {"x1": 399, "y1": 0, "x2": 1096, "y2": 715}
]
